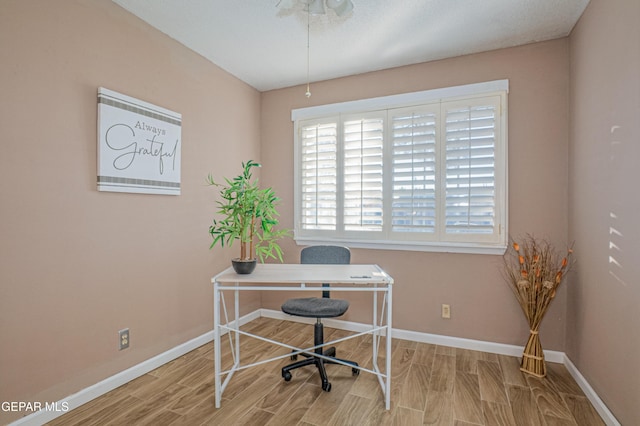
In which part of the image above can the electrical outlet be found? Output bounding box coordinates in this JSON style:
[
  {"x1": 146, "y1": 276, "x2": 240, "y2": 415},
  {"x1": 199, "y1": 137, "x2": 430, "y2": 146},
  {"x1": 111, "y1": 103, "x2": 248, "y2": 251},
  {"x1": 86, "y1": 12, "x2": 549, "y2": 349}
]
[
  {"x1": 119, "y1": 328, "x2": 130, "y2": 350},
  {"x1": 442, "y1": 304, "x2": 451, "y2": 319}
]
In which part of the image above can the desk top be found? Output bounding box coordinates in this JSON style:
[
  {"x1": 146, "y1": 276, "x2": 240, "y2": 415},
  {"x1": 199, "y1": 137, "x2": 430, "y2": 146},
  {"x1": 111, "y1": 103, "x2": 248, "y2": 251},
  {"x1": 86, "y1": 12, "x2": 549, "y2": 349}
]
[{"x1": 213, "y1": 263, "x2": 393, "y2": 285}]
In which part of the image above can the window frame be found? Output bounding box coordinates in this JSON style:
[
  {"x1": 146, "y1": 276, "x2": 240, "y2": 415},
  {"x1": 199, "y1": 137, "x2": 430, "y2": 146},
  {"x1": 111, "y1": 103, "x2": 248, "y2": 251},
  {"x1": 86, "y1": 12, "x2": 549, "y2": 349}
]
[{"x1": 292, "y1": 80, "x2": 509, "y2": 255}]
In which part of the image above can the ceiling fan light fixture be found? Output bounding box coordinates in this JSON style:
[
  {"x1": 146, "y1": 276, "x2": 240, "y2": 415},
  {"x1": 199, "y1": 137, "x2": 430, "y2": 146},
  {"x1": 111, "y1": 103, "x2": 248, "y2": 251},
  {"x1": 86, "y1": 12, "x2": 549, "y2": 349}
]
[
  {"x1": 278, "y1": 0, "x2": 353, "y2": 16},
  {"x1": 276, "y1": 0, "x2": 296, "y2": 10},
  {"x1": 280, "y1": 0, "x2": 354, "y2": 98},
  {"x1": 326, "y1": 0, "x2": 353, "y2": 16},
  {"x1": 307, "y1": 0, "x2": 325, "y2": 15}
]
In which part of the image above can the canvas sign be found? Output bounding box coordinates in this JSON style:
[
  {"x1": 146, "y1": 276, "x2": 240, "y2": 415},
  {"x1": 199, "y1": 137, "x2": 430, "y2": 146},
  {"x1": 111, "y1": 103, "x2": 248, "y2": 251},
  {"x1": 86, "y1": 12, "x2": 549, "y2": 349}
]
[{"x1": 97, "y1": 87, "x2": 181, "y2": 195}]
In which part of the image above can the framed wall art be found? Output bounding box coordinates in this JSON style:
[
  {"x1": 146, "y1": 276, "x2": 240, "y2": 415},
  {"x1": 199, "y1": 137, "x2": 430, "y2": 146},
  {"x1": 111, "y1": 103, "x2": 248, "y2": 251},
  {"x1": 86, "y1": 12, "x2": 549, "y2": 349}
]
[{"x1": 97, "y1": 87, "x2": 181, "y2": 195}]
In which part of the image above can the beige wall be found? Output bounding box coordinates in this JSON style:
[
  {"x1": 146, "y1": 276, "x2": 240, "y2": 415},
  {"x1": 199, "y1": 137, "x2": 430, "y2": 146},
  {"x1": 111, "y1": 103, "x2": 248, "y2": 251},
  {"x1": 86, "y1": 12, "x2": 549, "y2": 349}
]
[
  {"x1": 0, "y1": 1, "x2": 261, "y2": 423},
  {"x1": 5, "y1": 0, "x2": 636, "y2": 424},
  {"x1": 261, "y1": 40, "x2": 571, "y2": 349},
  {"x1": 568, "y1": 0, "x2": 640, "y2": 424}
]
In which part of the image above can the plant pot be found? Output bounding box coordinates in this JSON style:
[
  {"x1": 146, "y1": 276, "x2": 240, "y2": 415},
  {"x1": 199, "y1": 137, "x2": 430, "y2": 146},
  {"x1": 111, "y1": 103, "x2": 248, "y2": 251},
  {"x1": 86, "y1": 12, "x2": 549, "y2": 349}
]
[{"x1": 231, "y1": 258, "x2": 257, "y2": 274}]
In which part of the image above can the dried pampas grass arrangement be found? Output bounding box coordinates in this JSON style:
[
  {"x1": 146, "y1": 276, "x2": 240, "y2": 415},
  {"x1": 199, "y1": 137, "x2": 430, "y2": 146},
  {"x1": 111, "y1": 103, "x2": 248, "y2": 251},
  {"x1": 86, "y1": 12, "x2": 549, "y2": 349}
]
[{"x1": 503, "y1": 235, "x2": 574, "y2": 377}]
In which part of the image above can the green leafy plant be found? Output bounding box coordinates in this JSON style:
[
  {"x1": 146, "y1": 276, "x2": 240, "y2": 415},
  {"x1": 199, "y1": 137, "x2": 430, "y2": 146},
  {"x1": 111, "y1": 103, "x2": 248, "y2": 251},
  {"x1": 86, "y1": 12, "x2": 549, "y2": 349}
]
[{"x1": 207, "y1": 160, "x2": 289, "y2": 263}]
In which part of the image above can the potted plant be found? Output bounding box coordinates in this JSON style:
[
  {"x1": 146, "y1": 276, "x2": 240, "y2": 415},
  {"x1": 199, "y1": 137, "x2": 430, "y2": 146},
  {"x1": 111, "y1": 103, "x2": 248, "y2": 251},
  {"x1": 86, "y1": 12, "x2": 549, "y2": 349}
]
[{"x1": 207, "y1": 160, "x2": 289, "y2": 274}]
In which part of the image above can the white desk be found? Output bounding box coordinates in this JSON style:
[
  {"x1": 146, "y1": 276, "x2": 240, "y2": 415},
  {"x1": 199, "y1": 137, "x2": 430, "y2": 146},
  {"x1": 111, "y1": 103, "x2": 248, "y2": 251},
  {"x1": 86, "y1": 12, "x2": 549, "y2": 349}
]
[{"x1": 212, "y1": 263, "x2": 394, "y2": 410}]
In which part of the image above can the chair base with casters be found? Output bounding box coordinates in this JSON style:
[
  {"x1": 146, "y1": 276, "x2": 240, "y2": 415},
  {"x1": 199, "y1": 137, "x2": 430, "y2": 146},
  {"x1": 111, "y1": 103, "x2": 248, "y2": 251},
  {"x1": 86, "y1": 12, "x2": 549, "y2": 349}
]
[{"x1": 281, "y1": 295, "x2": 359, "y2": 392}]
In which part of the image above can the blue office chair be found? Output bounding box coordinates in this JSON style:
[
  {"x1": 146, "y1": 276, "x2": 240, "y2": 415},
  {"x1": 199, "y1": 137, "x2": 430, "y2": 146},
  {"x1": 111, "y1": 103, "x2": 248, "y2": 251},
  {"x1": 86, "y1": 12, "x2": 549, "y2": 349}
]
[{"x1": 280, "y1": 246, "x2": 359, "y2": 392}]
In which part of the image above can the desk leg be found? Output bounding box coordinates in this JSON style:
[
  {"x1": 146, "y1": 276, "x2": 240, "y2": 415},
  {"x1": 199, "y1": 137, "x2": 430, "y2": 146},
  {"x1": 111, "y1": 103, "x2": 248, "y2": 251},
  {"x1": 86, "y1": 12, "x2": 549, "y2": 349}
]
[
  {"x1": 214, "y1": 280, "x2": 221, "y2": 408},
  {"x1": 234, "y1": 287, "x2": 240, "y2": 367},
  {"x1": 385, "y1": 285, "x2": 392, "y2": 410},
  {"x1": 372, "y1": 285, "x2": 378, "y2": 364}
]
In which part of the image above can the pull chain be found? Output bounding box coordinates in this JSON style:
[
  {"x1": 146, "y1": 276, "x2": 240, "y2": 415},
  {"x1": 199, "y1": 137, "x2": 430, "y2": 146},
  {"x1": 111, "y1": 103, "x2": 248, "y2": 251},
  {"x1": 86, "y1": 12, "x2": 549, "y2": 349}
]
[{"x1": 305, "y1": 8, "x2": 311, "y2": 98}]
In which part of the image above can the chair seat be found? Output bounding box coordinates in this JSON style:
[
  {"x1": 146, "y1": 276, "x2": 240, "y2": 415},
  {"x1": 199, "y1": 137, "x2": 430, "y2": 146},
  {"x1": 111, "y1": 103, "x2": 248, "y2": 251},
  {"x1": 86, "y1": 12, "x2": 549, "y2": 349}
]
[{"x1": 281, "y1": 297, "x2": 349, "y2": 318}]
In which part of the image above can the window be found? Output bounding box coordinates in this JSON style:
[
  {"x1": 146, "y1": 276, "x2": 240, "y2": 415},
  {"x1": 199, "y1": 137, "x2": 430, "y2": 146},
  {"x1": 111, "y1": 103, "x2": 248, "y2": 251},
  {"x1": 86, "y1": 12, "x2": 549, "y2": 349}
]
[{"x1": 293, "y1": 80, "x2": 508, "y2": 254}]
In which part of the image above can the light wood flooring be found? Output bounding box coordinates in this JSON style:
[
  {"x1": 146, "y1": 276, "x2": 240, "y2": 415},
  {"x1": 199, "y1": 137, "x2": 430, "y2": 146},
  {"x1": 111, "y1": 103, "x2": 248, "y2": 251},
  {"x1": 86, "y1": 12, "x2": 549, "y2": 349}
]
[{"x1": 48, "y1": 317, "x2": 605, "y2": 426}]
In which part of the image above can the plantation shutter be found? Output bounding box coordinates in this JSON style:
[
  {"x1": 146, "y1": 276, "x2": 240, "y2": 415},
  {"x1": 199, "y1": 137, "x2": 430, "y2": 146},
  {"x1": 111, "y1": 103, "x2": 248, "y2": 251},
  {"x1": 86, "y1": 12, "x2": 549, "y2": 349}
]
[
  {"x1": 300, "y1": 121, "x2": 338, "y2": 230},
  {"x1": 443, "y1": 98, "x2": 499, "y2": 236},
  {"x1": 293, "y1": 80, "x2": 507, "y2": 253},
  {"x1": 343, "y1": 116, "x2": 384, "y2": 231},
  {"x1": 390, "y1": 107, "x2": 438, "y2": 233}
]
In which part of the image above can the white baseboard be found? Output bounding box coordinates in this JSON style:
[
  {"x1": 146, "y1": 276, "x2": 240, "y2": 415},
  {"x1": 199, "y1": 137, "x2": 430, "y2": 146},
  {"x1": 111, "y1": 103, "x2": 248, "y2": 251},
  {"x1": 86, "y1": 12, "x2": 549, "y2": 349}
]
[
  {"x1": 11, "y1": 308, "x2": 618, "y2": 425},
  {"x1": 562, "y1": 355, "x2": 621, "y2": 426},
  {"x1": 9, "y1": 310, "x2": 261, "y2": 426},
  {"x1": 261, "y1": 308, "x2": 617, "y2": 423},
  {"x1": 260, "y1": 308, "x2": 565, "y2": 362}
]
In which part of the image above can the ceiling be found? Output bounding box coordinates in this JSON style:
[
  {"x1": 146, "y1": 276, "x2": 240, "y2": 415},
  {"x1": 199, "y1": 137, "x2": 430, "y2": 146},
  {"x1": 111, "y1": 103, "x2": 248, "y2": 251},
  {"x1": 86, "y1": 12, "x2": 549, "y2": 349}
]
[{"x1": 111, "y1": 0, "x2": 590, "y2": 92}]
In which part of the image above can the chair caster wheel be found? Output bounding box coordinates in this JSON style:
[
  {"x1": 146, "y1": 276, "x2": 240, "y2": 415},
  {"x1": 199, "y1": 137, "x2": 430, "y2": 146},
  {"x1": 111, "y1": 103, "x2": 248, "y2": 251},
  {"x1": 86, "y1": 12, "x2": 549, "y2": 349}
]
[
  {"x1": 283, "y1": 371, "x2": 292, "y2": 382},
  {"x1": 352, "y1": 367, "x2": 360, "y2": 376},
  {"x1": 322, "y1": 381, "x2": 332, "y2": 392}
]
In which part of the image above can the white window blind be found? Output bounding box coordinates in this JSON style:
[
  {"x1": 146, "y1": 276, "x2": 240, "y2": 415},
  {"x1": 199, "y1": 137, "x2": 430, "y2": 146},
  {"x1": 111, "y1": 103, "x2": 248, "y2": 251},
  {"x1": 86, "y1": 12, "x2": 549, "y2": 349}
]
[
  {"x1": 293, "y1": 80, "x2": 508, "y2": 254},
  {"x1": 343, "y1": 116, "x2": 384, "y2": 231},
  {"x1": 390, "y1": 107, "x2": 438, "y2": 234},
  {"x1": 300, "y1": 121, "x2": 337, "y2": 230},
  {"x1": 444, "y1": 99, "x2": 499, "y2": 237}
]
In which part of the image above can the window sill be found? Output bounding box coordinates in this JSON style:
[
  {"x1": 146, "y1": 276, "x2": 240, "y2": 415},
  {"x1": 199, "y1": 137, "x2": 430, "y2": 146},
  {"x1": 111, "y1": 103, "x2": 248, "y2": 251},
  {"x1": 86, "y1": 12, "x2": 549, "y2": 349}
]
[{"x1": 294, "y1": 236, "x2": 507, "y2": 256}]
